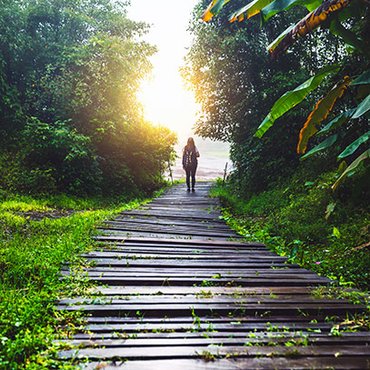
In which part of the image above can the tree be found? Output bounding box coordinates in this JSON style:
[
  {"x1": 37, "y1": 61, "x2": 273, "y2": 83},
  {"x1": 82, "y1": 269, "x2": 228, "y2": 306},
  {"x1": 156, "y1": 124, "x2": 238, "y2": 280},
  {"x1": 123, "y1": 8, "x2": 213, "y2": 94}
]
[
  {"x1": 184, "y1": 0, "x2": 341, "y2": 193},
  {"x1": 200, "y1": 0, "x2": 369, "y2": 190},
  {"x1": 0, "y1": 0, "x2": 176, "y2": 194}
]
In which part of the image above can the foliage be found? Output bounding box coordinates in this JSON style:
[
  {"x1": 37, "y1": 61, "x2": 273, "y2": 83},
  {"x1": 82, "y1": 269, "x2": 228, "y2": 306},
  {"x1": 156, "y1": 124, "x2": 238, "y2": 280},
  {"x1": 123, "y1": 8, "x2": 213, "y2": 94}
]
[
  {"x1": 0, "y1": 191, "x2": 153, "y2": 368},
  {"x1": 0, "y1": 0, "x2": 176, "y2": 195},
  {"x1": 199, "y1": 0, "x2": 369, "y2": 189},
  {"x1": 185, "y1": 1, "x2": 345, "y2": 194},
  {"x1": 255, "y1": 65, "x2": 340, "y2": 138},
  {"x1": 211, "y1": 176, "x2": 370, "y2": 290}
]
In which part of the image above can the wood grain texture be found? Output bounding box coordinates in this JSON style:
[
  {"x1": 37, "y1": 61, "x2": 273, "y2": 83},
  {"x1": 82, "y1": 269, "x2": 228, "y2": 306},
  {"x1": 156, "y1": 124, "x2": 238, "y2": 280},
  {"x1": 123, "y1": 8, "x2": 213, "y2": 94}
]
[{"x1": 56, "y1": 182, "x2": 370, "y2": 369}]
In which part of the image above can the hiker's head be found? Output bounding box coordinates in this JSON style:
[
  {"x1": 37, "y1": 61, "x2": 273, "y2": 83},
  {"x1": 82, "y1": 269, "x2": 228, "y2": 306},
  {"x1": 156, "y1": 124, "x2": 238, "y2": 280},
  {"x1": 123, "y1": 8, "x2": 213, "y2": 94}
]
[{"x1": 187, "y1": 137, "x2": 195, "y2": 147}]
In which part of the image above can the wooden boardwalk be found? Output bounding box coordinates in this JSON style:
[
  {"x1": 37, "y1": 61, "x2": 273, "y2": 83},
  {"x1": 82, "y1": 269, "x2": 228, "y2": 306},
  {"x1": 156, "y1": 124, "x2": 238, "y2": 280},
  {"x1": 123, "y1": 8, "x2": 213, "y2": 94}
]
[{"x1": 58, "y1": 182, "x2": 370, "y2": 369}]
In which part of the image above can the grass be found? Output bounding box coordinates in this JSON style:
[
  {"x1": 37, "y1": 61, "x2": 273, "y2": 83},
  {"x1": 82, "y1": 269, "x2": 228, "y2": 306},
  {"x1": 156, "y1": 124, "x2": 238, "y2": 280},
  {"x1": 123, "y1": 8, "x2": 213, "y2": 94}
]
[
  {"x1": 210, "y1": 174, "x2": 370, "y2": 291},
  {"x1": 0, "y1": 189, "x2": 162, "y2": 369}
]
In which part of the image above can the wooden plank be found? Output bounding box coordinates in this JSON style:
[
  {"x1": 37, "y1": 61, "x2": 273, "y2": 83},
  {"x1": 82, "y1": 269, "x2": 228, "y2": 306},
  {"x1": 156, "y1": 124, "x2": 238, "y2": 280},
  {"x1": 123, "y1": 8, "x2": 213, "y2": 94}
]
[
  {"x1": 75, "y1": 257, "x2": 291, "y2": 265},
  {"x1": 79, "y1": 358, "x2": 370, "y2": 370},
  {"x1": 65, "y1": 271, "x2": 331, "y2": 279},
  {"x1": 96, "y1": 241, "x2": 267, "y2": 250},
  {"x1": 82, "y1": 316, "x2": 331, "y2": 325},
  {"x1": 103, "y1": 222, "x2": 234, "y2": 234},
  {"x1": 58, "y1": 295, "x2": 350, "y2": 305},
  {"x1": 81, "y1": 249, "x2": 278, "y2": 257},
  {"x1": 77, "y1": 321, "x2": 336, "y2": 333},
  {"x1": 97, "y1": 230, "x2": 242, "y2": 240},
  {"x1": 70, "y1": 330, "x2": 370, "y2": 340},
  {"x1": 108, "y1": 219, "x2": 232, "y2": 230},
  {"x1": 58, "y1": 334, "x2": 370, "y2": 348},
  {"x1": 58, "y1": 344, "x2": 370, "y2": 360},
  {"x1": 118, "y1": 211, "x2": 224, "y2": 221},
  {"x1": 92, "y1": 286, "x2": 315, "y2": 295},
  {"x1": 115, "y1": 215, "x2": 228, "y2": 225},
  {"x1": 68, "y1": 267, "x2": 304, "y2": 274},
  {"x1": 72, "y1": 276, "x2": 330, "y2": 287},
  {"x1": 90, "y1": 247, "x2": 271, "y2": 256},
  {"x1": 56, "y1": 303, "x2": 361, "y2": 317},
  {"x1": 94, "y1": 236, "x2": 261, "y2": 247},
  {"x1": 98, "y1": 227, "x2": 238, "y2": 238}
]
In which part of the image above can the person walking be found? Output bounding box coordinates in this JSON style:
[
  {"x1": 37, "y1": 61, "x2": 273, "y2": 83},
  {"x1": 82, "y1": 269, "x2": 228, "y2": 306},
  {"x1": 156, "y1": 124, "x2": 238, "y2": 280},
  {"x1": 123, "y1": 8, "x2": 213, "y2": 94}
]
[{"x1": 182, "y1": 137, "x2": 200, "y2": 192}]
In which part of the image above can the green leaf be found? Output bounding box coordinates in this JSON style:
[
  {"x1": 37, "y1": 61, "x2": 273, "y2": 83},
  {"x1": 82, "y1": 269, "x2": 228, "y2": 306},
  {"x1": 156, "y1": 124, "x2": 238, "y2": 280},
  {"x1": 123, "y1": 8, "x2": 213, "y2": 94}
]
[
  {"x1": 229, "y1": 0, "x2": 273, "y2": 22},
  {"x1": 317, "y1": 109, "x2": 354, "y2": 135},
  {"x1": 317, "y1": 94, "x2": 368, "y2": 136},
  {"x1": 332, "y1": 149, "x2": 370, "y2": 190},
  {"x1": 202, "y1": 0, "x2": 230, "y2": 21},
  {"x1": 351, "y1": 70, "x2": 370, "y2": 86},
  {"x1": 255, "y1": 66, "x2": 339, "y2": 138},
  {"x1": 332, "y1": 227, "x2": 341, "y2": 239},
  {"x1": 261, "y1": 0, "x2": 321, "y2": 23},
  {"x1": 325, "y1": 202, "x2": 336, "y2": 220},
  {"x1": 301, "y1": 134, "x2": 338, "y2": 160},
  {"x1": 304, "y1": 181, "x2": 315, "y2": 188},
  {"x1": 337, "y1": 160, "x2": 347, "y2": 174},
  {"x1": 338, "y1": 131, "x2": 370, "y2": 159},
  {"x1": 267, "y1": 23, "x2": 295, "y2": 53},
  {"x1": 352, "y1": 94, "x2": 370, "y2": 119},
  {"x1": 211, "y1": 0, "x2": 230, "y2": 14}
]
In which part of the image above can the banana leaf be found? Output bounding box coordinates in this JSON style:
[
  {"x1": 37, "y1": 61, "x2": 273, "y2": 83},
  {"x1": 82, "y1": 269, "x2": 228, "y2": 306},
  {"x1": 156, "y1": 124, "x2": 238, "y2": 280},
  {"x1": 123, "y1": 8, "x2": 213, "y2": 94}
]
[
  {"x1": 202, "y1": 0, "x2": 230, "y2": 22},
  {"x1": 229, "y1": 0, "x2": 273, "y2": 22},
  {"x1": 352, "y1": 94, "x2": 370, "y2": 119},
  {"x1": 269, "y1": 0, "x2": 351, "y2": 58},
  {"x1": 332, "y1": 149, "x2": 370, "y2": 190},
  {"x1": 351, "y1": 70, "x2": 370, "y2": 86},
  {"x1": 301, "y1": 134, "x2": 338, "y2": 160},
  {"x1": 297, "y1": 76, "x2": 350, "y2": 154},
  {"x1": 317, "y1": 109, "x2": 354, "y2": 135},
  {"x1": 261, "y1": 0, "x2": 321, "y2": 23},
  {"x1": 255, "y1": 65, "x2": 339, "y2": 138},
  {"x1": 338, "y1": 131, "x2": 370, "y2": 159}
]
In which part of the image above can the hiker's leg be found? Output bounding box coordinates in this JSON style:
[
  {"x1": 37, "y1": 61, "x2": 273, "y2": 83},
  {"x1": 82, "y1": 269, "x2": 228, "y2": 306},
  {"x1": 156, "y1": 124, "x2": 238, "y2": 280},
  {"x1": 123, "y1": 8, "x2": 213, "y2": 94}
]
[
  {"x1": 185, "y1": 168, "x2": 191, "y2": 190},
  {"x1": 191, "y1": 163, "x2": 197, "y2": 190}
]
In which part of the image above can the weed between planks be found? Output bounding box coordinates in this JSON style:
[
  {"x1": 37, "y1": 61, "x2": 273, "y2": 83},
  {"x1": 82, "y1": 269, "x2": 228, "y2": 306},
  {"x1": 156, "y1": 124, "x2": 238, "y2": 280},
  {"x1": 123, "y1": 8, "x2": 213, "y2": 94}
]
[{"x1": 0, "y1": 191, "x2": 159, "y2": 369}]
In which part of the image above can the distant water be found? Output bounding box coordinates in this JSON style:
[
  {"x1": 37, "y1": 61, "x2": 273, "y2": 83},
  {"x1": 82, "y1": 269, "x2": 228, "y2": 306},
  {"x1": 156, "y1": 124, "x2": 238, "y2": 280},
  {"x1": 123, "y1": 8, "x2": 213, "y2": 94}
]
[{"x1": 167, "y1": 137, "x2": 232, "y2": 181}]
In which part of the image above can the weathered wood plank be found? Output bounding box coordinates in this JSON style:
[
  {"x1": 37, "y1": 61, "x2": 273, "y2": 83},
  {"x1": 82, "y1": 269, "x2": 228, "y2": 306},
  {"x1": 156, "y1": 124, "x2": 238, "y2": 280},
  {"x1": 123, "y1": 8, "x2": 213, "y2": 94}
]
[
  {"x1": 57, "y1": 303, "x2": 361, "y2": 318},
  {"x1": 58, "y1": 295, "x2": 350, "y2": 305},
  {"x1": 75, "y1": 321, "x2": 336, "y2": 333},
  {"x1": 69, "y1": 276, "x2": 330, "y2": 287},
  {"x1": 58, "y1": 334, "x2": 370, "y2": 348},
  {"x1": 94, "y1": 236, "x2": 261, "y2": 247},
  {"x1": 79, "y1": 358, "x2": 370, "y2": 370},
  {"x1": 91, "y1": 286, "x2": 315, "y2": 295},
  {"x1": 58, "y1": 344, "x2": 370, "y2": 360}
]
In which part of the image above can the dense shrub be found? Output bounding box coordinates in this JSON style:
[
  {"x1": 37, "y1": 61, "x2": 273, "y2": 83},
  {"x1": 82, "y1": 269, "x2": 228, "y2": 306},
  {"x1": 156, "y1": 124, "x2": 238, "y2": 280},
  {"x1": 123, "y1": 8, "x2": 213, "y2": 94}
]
[{"x1": 213, "y1": 171, "x2": 370, "y2": 289}]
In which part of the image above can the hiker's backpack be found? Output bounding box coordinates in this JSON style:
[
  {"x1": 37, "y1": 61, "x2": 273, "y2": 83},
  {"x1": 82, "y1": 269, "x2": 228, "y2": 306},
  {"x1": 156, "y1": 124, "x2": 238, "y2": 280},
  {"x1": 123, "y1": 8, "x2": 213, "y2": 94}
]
[{"x1": 183, "y1": 148, "x2": 197, "y2": 168}]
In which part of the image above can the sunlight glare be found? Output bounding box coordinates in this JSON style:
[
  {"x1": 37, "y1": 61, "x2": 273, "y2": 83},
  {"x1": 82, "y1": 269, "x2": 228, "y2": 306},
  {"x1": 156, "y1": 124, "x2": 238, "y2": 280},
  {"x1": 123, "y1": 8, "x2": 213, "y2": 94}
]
[
  {"x1": 128, "y1": 0, "x2": 200, "y2": 142},
  {"x1": 128, "y1": 0, "x2": 230, "y2": 180},
  {"x1": 138, "y1": 55, "x2": 199, "y2": 140}
]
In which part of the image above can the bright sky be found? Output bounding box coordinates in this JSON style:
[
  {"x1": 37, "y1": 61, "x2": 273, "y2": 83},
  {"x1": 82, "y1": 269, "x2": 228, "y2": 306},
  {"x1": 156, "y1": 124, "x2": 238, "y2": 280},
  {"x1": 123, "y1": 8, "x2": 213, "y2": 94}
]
[
  {"x1": 127, "y1": 0, "x2": 230, "y2": 179},
  {"x1": 127, "y1": 0, "x2": 200, "y2": 142}
]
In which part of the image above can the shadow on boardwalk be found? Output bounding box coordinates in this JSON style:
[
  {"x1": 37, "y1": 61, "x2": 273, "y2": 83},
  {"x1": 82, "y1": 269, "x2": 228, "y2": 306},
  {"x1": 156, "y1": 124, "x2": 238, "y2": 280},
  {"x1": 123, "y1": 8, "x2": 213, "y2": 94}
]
[{"x1": 57, "y1": 182, "x2": 370, "y2": 369}]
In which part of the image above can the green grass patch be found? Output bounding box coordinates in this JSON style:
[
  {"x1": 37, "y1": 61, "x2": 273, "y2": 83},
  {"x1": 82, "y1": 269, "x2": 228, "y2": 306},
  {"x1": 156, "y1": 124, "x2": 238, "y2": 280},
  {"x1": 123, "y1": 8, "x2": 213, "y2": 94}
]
[
  {"x1": 0, "y1": 189, "x2": 162, "y2": 369},
  {"x1": 211, "y1": 175, "x2": 370, "y2": 291}
]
